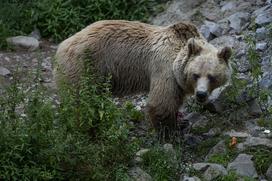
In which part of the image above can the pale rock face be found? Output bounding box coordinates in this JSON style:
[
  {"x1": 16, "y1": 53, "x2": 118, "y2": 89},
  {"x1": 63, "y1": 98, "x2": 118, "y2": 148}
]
[
  {"x1": 6, "y1": 36, "x2": 39, "y2": 51},
  {"x1": 227, "y1": 154, "x2": 258, "y2": 178}
]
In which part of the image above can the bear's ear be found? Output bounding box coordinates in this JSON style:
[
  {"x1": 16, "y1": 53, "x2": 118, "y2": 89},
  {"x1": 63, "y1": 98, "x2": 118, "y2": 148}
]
[
  {"x1": 187, "y1": 38, "x2": 202, "y2": 57},
  {"x1": 170, "y1": 22, "x2": 200, "y2": 40},
  {"x1": 218, "y1": 47, "x2": 232, "y2": 63}
]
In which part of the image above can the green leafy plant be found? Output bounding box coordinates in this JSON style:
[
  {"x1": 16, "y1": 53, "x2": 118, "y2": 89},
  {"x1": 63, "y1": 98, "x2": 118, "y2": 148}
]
[
  {"x1": 0, "y1": 0, "x2": 165, "y2": 46},
  {"x1": 246, "y1": 146, "x2": 272, "y2": 175},
  {"x1": 0, "y1": 58, "x2": 140, "y2": 180},
  {"x1": 141, "y1": 145, "x2": 180, "y2": 180}
]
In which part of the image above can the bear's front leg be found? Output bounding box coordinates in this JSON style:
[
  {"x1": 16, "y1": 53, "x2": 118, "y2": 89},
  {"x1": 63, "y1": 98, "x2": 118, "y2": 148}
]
[{"x1": 146, "y1": 76, "x2": 184, "y2": 136}]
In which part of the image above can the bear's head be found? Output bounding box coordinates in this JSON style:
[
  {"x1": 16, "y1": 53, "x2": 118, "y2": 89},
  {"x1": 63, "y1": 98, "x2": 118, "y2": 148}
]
[{"x1": 173, "y1": 38, "x2": 232, "y2": 103}]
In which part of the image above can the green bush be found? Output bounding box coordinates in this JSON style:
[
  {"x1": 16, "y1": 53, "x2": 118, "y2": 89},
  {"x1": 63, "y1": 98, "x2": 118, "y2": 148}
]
[
  {"x1": 0, "y1": 60, "x2": 140, "y2": 180},
  {"x1": 0, "y1": 0, "x2": 164, "y2": 46},
  {"x1": 141, "y1": 146, "x2": 180, "y2": 180}
]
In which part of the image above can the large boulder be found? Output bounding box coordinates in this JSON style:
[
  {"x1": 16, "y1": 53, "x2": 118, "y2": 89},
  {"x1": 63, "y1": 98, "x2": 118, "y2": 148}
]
[
  {"x1": 227, "y1": 154, "x2": 258, "y2": 178},
  {"x1": 6, "y1": 36, "x2": 39, "y2": 51}
]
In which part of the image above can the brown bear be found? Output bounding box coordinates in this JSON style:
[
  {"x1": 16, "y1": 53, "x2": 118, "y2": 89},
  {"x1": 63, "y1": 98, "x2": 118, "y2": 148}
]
[{"x1": 53, "y1": 20, "x2": 232, "y2": 132}]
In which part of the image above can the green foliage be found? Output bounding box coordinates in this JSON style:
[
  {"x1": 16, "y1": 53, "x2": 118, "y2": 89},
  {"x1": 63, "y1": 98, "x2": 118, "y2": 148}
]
[
  {"x1": 194, "y1": 137, "x2": 221, "y2": 158},
  {"x1": 246, "y1": 146, "x2": 272, "y2": 175},
  {"x1": 207, "y1": 137, "x2": 240, "y2": 167},
  {"x1": 218, "y1": 171, "x2": 255, "y2": 181},
  {"x1": 124, "y1": 101, "x2": 144, "y2": 122},
  {"x1": 0, "y1": 0, "x2": 165, "y2": 46},
  {"x1": 0, "y1": 59, "x2": 140, "y2": 180},
  {"x1": 141, "y1": 145, "x2": 180, "y2": 180}
]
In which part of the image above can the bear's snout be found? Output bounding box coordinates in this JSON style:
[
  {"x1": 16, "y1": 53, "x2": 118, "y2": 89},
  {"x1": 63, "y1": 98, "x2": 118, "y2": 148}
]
[{"x1": 196, "y1": 91, "x2": 208, "y2": 103}]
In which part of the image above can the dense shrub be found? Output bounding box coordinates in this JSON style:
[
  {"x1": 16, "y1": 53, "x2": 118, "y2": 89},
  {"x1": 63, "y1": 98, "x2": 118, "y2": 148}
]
[
  {"x1": 0, "y1": 60, "x2": 140, "y2": 180},
  {"x1": 0, "y1": 0, "x2": 164, "y2": 47}
]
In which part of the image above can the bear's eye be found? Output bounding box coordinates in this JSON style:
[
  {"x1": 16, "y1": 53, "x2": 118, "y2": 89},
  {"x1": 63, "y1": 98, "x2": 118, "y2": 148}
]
[
  {"x1": 192, "y1": 73, "x2": 200, "y2": 80},
  {"x1": 208, "y1": 74, "x2": 216, "y2": 83}
]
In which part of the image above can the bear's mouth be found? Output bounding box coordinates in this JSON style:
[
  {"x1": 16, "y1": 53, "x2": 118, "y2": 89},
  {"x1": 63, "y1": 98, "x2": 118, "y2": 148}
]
[{"x1": 196, "y1": 96, "x2": 208, "y2": 104}]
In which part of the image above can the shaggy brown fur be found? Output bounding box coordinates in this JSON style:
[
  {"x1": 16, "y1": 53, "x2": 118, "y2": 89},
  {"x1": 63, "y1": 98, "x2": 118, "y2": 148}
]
[{"x1": 54, "y1": 20, "x2": 231, "y2": 132}]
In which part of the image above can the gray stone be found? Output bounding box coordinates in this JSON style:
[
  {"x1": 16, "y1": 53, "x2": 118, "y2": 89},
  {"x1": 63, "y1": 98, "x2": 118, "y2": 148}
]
[
  {"x1": 224, "y1": 130, "x2": 250, "y2": 138},
  {"x1": 266, "y1": 164, "x2": 272, "y2": 180},
  {"x1": 136, "y1": 148, "x2": 149, "y2": 157},
  {"x1": 254, "y1": 5, "x2": 272, "y2": 26},
  {"x1": 29, "y1": 28, "x2": 41, "y2": 40},
  {"x1": 243, "y1": 137, "x2": 272, "y2": 148},
  {"x1": 193, "y1": 163, "x2": 227, "y2": 181},
  {"x1": 259, "y1": 73, "x2": 272, "y2": 89},
  {"x1": 129, "y1": 167, "x2": 152, "y2": 181},
  {"x1": 227, "y1": 12, "x2": 250, "y2": 33},
  {"x1": 181, "y1": 176, "x2": 201, "y2": 181},
  {"x1": 256, "y1": 27, "x2": 268, "y2": 41},
  {"x1": 205, "y1": 140, "x2": 227, "y2": 161},
  {"x1": 184, "y1": 112, "x2": 207, "y2": 126},
  {"x1": 210, "y1": 35, "x2": 247, "y2": 54},
  {"x1": 200, "y1": 21, "x2": 223, "y2": 41},
  {"x1": 227, "y1": 154, "x2": 258, "y2": 178},
  {"x1": 184, "y1": 134, "x2": 203, "y2": 147},
  {"x1": 205, "y1": 85, "x2": 231, "y2": 113},
  {"x1": 6, "y1": 36, "x2": 39, "y2": 51},
  {"x1": 247, "y1": 99, "x2": 262, "y2": 117},
  {"x1": 134, "y1": 156, "x2": 143, "y2": 164},
  {"x1": 0, "y1": 67, "x2": 11, "y2": 77},
  {"x1": 256, "y1": 42, "x2": 268, "y2": 51},
  {"x1": 237, "y1": 56, "x2": 251, "y2": 73},
  {"x1": 151, "y1": 0, "x2": 206, "y2": 26},
  {"x1": 221, "y1": 2, "x2": 236, "y2": 12},
  {"x1": 204, "y1": 127, "x2": 221, "y2": 137}
]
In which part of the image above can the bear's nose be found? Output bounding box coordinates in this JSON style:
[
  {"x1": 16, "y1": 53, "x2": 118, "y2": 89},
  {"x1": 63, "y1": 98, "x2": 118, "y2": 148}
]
[{"x1": 196, "y1": 91, "x2": 207, "y2": 100}]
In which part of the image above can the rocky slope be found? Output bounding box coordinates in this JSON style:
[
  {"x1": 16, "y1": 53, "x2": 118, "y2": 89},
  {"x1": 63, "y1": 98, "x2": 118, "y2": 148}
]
[{"x1": 0, "y1": 0, "x2": 272, "y2": 180}]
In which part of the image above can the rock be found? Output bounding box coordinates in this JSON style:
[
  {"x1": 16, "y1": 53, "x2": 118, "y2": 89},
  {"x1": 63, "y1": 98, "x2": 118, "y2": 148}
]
[
  {"x1": 184, "y1": 112, "x2": 208, "y2": 129},
  {"x1": 193, "y1": 163, "x2": 227, "y2": 181},
  {"x1": 128, "y1": 167, "x2": 152, "y2": 181},
  {"x1": 205, "y1": 85, "x2": 231, "y2": 113},
  {"x1": 266, "y1": 164, "x2": 272, "y2": 180},
  {"x1": 247, "y1": 99, "x2": 262, "y2": 117},
  {"x1": 184, "y1": 134, "x2": 203, "y2": 147},
  {"x1": 210, "y1": 35, "x2": 247, "y2": 55},
  {"x1": 205, "y1": 140, "x2": 227, "y2": 161},
  {"x1": 134, "y1": 156, "x2": 143, "y2": 164},
  {"x1": 200, "y1": 21, "x2": 223, "y2": 41},
  {"x1": 221, "y1": 2, "x2": 236, "y2": 12},
  {"x1": 256, "y1": 42, "x2": 268, "y2": 51},
  {"x1": 227, "y1": 12, "x2": 250, "y2": 33},
  {"x1": 256, "y1": 27, "x2": 268, "y2": 41},
  {"x1": 6, "y1": 36, "x2": 39, "y2": 51},
  {"x1": 227, "y1": 154, "x2": 258, "y2": 178},
  {"x1": 136, "y1": 148, "x2": 150, "y2": 157},
  {"x1": 41, "y1": 60, "x2": 52, "y2": 72},
  {"x1": 257, "y1": 0, "x2": 267, "y2": 6},
  {"x1": 204, "y1": 127, "x2": 221, "y2": 137},
  {"x1": 151, "y1": 0, "x2": 206, "y2": 25},
  {"x1": 254, "y1": 5, "x2": 272, "y2": 26},
  {"x1": 29, "y1": 28, "x2": 41, "y2": 40},
  {"x1": 243, "y1": 137, "x2": 272, "y2": 148},
  {"x1": 245, "y1": 119, "x2": 265, "y2": 137},
  {"x1": 0, "y1": 67, "x2": 11, "y2": 77},
  {"x1": 181, "y1": 175, "x2": 201, "y2": 181},
  {"x1": 259, "y1": 73, "x2": 272, "y2": 89},
  {"x1": 224, "y1": 130, "x2": 250, "y2": 138}
]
